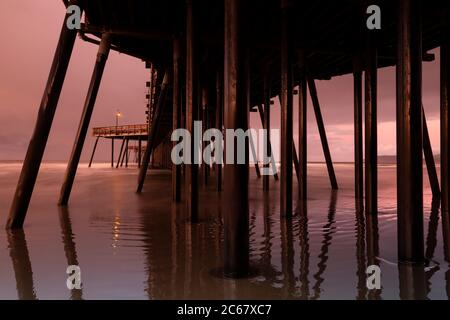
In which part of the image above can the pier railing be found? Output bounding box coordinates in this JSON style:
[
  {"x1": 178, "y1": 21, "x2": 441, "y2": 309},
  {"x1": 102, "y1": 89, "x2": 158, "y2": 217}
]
[{"x1": 93, "y1": 124, "x2": 148, "y2": 137}]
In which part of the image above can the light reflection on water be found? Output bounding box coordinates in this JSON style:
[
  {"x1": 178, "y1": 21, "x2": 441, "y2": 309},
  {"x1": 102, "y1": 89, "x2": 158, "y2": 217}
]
[{"x1": 0, "y1": 162, "x2": 449, "y2": 299}]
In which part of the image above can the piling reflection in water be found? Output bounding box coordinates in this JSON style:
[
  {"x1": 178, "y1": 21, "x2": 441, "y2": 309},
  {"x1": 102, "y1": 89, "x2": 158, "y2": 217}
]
[
  {"x1": 365, "y1": 212, "x2": 381, "y2": 300},
  {"x1": 311, "y1": 190, "x2": 337, "y2": 300},
  {"x1": 6, "y1": 230, "x2": 37, "y2": 300},
  {"x1": 115, "y1": 169, "x2": 450, "y2": 299},
  {"x1": 398, "y1": 264, "x2": 427, "y2": 300},
  {"x1": 298, "y1": 201, "x2": 310, "y2": 299},
  {"x1": 280, "y1": 217, "x2": 295, "y2": 297},
  {"x1": 355, "y1": 208, "x2": 367, "y2": 300},
  {"x1": 425, "y1": 198, "x2": 440, "y2": 261},
  {"x1": 2, "y1": 164, "x2": 450, "y2": 299},
  {"x1": 424, "y1": 194, "x2": 450, "y2": 300},
  {"x1": 261, "y1": 196, "x2": 274, "y2": 268},
  {"x1": 58, "y1": 207, "x2": 83, "y2": 300},
  {"x1": 397, "y1": 198, "x2": 444, "y2": 300},
  {"x1": 447, "y1": 270, "x2": 450, "y2": 299},
  {"x1": 425, "y1": 198, "x2": 441, "y2": 297}
]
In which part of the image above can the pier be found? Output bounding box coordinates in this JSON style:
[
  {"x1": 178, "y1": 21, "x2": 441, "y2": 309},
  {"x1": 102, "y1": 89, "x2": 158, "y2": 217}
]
[{"x1": 5, "y1": 0, "x2": 450, "y2": 280}]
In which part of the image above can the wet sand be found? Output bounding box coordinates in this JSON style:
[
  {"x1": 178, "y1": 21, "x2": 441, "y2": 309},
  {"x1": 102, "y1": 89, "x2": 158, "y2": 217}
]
[{"x1": 0, "y1": 162, "x2": 449, "y2": 299}]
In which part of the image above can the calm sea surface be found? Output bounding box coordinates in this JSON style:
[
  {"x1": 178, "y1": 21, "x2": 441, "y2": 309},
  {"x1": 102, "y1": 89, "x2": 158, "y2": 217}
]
[{"x1": 0, "y1": 162, "x2": 448, "y2": 299}]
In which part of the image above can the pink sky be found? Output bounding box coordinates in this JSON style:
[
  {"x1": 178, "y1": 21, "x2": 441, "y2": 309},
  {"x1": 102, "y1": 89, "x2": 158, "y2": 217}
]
[{"x1": 0, "y1": 1, "x2": 442, "y2": 162}]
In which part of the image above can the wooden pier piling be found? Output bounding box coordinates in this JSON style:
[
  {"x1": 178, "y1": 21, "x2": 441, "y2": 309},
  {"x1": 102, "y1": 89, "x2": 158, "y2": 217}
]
[
  {"x1": 365, "y1": 37, "x2": 378, "y2": 215},
  {"x1": 111, "y1": 138, "x2": 115, "y2": 168},
  {"x1": 223, "y1": 0, "x2": 249, "y2": 278},
  {"x1": 117, "y1": 137, "x2": 126, "y2": 168},
  {"x1": 280, "y1": 0, "x2": 294, "y2": 218},
  {"x1": 185, "y1": 0, "x2": 199, "y2": 222},
  {"x1": 441, "y1": 7, "x2": 450, "y2": 261},
  {"x1": 216, "y1": 71, "x2": 223, "y2": 192},
  {"x1": 397, "y1": 0, "x2": 424, "y2": 263},
  {"x1": 137, "y1": 70, "x2": 171, "y2": 193},
  {"x1": 422, "y1": 107, "x2": 440, "y2": 198},
  {"x1": 88, "y1": 137, "x2": 100, "y2": 168},
  {"x1": 172, "y1": 36, "x2": 182, "y2": 202},
  {"x1": 138, "y1": 137, "x2": 142, "y2": 168},
  {"x1": 7, "y1": 1, "x2": 82, "y2": 229},
  {"x1": 59, "y1": 33, "x2": 111, "y2": 206},
  {"x1": 263, "y1": 74, "x2": 271, "y2": 191},
  {"x1": 298, "y1": 53, "x2": 307, "y2": 201},
  {"x1": 353, "y1": 56, "x2": 364, "y2": 211},
  {"x1": 308, "y1": 77, "x2": 338, "y2": 190}
]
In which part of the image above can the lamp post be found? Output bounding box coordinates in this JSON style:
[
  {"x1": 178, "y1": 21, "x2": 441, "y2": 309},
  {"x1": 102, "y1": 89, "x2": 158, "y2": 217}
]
[{"x1": 115, "y1": 110, "x2": 122, "y2": 131}]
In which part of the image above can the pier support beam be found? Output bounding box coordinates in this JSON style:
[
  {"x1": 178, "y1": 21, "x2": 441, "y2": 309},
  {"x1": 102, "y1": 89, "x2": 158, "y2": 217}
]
[
  {"x1": 223, "y1": 0, "x2": 249, "y2": 277},
  {"x1": 7, "y1": 2, "x2": 82, "y2": 229},
  {"x1": 293, "y1": 144, "x2": 300, "y2": 184},
  {"x1": 172, "y1": 36, "x2": 182, "y2": 202},
  {"x1": 396, "y1": 0, "x2": 424, "y2": 263},
  {"x1": 88, "y1": 137, "x2": 100, "y2": 168},
  {"x1": 123, "y1": 138, "x2": 129, "y2": 167},
  {"x1": 138, "y1": 137, "x2": 142, "y2": 168},
  {"x1": 280, "y1": 0, "x2": 294, "y2": 217},
  {"x1": 59, "y1": 34, "x2": 111, "y2": 206},
  {"x1": 202, "y1": 88, "x2": 210, "y2": 186},
  {"x1": 441, "y1": 8, "x2": 450, "y2": 261},
  {"x1": 111, "y1": 138, "x2": 115, "y2": 168},
  {"x1": 137, "y1": 70, "x2": 170, "y2": 193},
  {"x1": 298, "y1": 53, "x2": 307, "y2": 201},
  {"x1": 259, "y1": 86, "x2": 279, "y2": 186},
  {"x1": 353, "y1": 56, "x2": 364, "y2": 211},
  {"x1": 262, "y1": 75, "x2": 271, "y2": 191},
  {"x1": 244, "y1": 50, "x2": 260, "y2": 179},
  {"x1": 308, "y1": 77, "x2": 338, "y2": 190},
  {"x1": 365, "y1": 39, "x2": 378, "y2": 215},
  {"x1": 185, "y1": 0, "x2": 199, "y2": 222},
  {"x1": 116, "y1": 137, "x2": 126, "y2": 168},
  {"x1": 250, "y1": 136, "x2": 261, "y2": 178},
  {"x1": 216, "y1": 71, "x2": 223, "y2": 192},
  {"x1": 422, "y1": 107, "x2": 440, "y2": 198},
  {"x1": 119, "y1": 139, "x2": 126, "y2": 167}
]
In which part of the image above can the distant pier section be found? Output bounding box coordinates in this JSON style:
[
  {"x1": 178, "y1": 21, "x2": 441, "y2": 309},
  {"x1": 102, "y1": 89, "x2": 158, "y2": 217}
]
[
  {"x1": 93, "y1": 124, "x2": 148, "y2": 139},
  {"x1": 89, "y1": 124, "x2": 171, "y2": 170}
]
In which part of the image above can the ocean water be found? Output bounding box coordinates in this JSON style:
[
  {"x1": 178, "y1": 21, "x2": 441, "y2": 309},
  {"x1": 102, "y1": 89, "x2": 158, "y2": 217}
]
[{"x1": 0, "y1": 162, "x2": 448, "y2": 300}]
